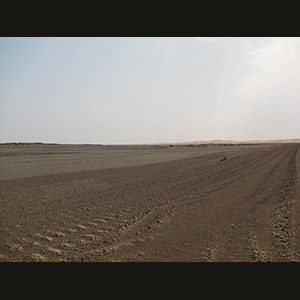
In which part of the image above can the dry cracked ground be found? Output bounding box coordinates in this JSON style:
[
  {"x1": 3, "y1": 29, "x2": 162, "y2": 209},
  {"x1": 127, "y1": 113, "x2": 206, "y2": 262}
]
[{"x1": 0, "y1": 143, "x2": 299, "y2": 262}]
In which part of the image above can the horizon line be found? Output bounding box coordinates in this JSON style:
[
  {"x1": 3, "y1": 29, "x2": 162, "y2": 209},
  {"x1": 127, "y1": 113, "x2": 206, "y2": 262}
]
[{"x1": 1, "y1": 138, "x2": 300, "y2": 146}]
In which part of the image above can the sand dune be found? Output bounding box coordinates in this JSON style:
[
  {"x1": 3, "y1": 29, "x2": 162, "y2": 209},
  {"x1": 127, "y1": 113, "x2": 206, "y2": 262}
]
[{"x1": 182, "y1": 138, "x2": 300, "y2": 145}]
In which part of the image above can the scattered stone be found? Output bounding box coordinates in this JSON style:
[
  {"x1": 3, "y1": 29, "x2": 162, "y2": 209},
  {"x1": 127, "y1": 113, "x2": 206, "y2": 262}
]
[{"x1": 76, "y1": 224, "x2": 87, "y2": 230}]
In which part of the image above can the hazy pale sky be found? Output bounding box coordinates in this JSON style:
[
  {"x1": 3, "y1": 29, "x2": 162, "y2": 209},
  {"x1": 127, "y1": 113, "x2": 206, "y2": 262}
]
[{"x1": 0, "y1": 37, "x2": 299, "y2": 144}]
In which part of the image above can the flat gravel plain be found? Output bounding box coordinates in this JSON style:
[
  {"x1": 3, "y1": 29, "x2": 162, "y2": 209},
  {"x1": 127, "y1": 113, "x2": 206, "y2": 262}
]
[{"x1": 1, "y1": 143, "x2": 299, "y2": 261}]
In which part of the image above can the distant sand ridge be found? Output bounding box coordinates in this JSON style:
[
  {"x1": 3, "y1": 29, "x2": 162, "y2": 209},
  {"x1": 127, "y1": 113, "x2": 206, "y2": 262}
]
[{"x1": 179, "y1": 138, "x2": 300, "y2": 145}]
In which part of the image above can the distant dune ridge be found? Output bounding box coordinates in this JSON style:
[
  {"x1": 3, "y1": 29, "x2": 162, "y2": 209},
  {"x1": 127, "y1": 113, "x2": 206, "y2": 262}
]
[{"x1": 179, "y1": 139, "x2": 300, "y2": 145}]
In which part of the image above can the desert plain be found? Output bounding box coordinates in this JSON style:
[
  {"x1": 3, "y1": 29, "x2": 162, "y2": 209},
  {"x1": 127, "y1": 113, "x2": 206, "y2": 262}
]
[{"x1": 1, "y1": 142, "x2": 300, "y2": 262}]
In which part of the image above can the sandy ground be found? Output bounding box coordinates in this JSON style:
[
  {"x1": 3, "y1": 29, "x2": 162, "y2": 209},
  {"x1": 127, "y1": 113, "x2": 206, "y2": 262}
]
[
  {"x1": 0, "y1": 143, "x2": 299, "y2": 262},
  {"x1": 0, "y1": 143, "x2": 256, "y2": 180}
]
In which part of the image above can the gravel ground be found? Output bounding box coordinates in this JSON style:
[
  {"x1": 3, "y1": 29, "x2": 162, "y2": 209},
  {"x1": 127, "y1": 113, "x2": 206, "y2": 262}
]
[
  {"x1": 0, "y1": 143, "x2": 261, "y2": 180},
  {"x1": 1, "y1": 143, "x2": 299, "y2": 262}
]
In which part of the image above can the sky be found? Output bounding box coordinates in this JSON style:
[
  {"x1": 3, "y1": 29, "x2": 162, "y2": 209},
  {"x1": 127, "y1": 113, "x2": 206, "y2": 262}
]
[{"x1": 0, "y1": 37, "x2": 299, "y2": 144}]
